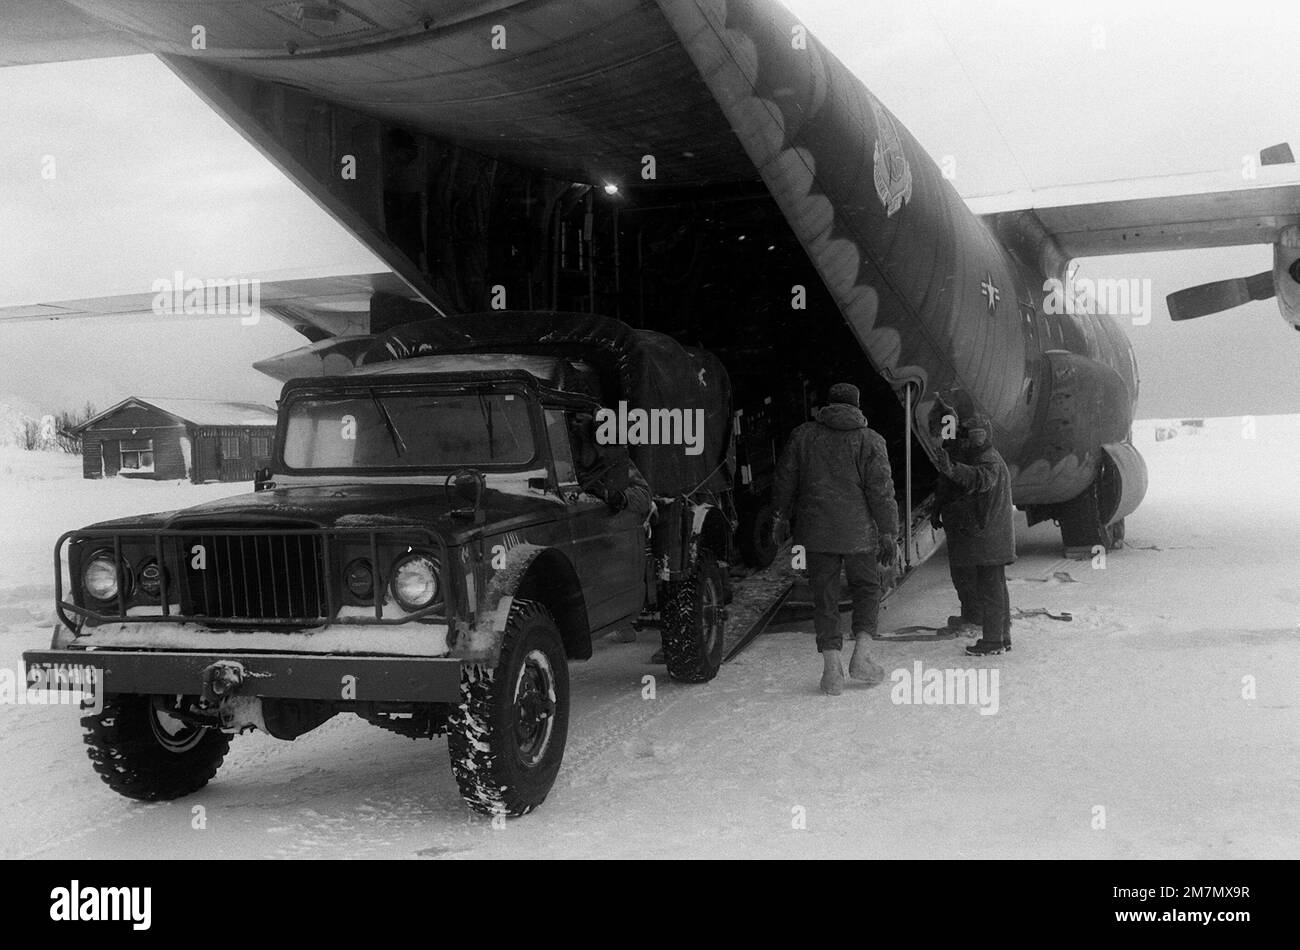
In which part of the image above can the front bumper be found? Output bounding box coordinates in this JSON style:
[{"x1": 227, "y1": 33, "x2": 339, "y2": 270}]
[{"x1": 22, "y1": 649, "x2": 464, "y2": 704}]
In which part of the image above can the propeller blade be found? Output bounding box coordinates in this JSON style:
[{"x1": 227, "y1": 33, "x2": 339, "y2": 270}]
[
  {"x1": 1260, "y1": 143, "x2": 1295, "y2": 166},
  {"x1": 1167, "y1": 271, "x2": 1274, "y2": 321}
]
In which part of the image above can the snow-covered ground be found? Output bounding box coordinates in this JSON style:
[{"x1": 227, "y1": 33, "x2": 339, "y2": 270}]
[{"x1": 1, "y1": 418, "x2": 1297, "y2": 859}]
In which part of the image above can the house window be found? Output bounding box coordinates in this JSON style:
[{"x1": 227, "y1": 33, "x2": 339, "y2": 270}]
[
  {"x1": 251, "y1": 435, "x2": 272, "y2": 459},
  {"x1": 220, "y1": 436, "x2": 242, "y2": 459},
  {"x1": 120, "y1": 438, "x2": 154, "y2": 472}
]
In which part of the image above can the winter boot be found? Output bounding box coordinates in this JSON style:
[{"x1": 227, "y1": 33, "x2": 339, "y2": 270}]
[
  {"x1": 946, "y1": 614, "x2": 981, "y2": 635},
  {"x1": 965, "y1": 639, "x2": 1009, "y2": 657},
  {"x1": 848, "y1": 636, "x2": 886, "y2": 685},
  {"x1": 820, "y1": 650, "x2": 845, "y2": 696}
]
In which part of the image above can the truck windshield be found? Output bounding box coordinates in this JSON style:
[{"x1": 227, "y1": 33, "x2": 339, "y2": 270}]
[{"x1": 282, "y1": 391, "x2": 536, "y2": 470}]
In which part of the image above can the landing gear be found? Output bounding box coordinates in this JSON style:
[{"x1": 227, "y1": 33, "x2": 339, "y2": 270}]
[{"x1": 1048, "y1": 483, "x2": 1125, "y2": 557}]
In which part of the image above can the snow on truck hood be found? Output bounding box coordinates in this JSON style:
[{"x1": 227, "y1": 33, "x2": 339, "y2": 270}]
[{"x1": 82, "y1": 475, "x2": 562, "y2": 534}]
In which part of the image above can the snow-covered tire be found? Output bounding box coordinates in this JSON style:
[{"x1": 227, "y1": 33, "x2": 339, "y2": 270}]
[
  {"x1": 659, "y1": 547, "x2": 725, "y2": 683},
  {"x1": 82, "y1": 694, "x2": 230, "y2": 801},
  {"x1": 447, "y1": 599, "x2": 569, "y2": 817}
]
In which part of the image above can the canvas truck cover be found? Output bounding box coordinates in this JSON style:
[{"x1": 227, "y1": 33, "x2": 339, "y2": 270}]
[{"x1": 363, "y1": 312, "x2": 733, "y2": 498}]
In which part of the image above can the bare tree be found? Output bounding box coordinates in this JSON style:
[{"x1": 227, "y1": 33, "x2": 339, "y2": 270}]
[
  {"x1": 19, "y1": 418, "x2": 43, "y2": 451},
  {"x1": 15, "y1": 403, "x2": 95, "y2": 453},
  {"x1": 54, "y1": 402, "x2": 94, "y2": 455}
]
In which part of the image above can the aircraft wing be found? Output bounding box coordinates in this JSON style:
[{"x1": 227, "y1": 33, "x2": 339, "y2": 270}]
[
  {"x1": 970, "y1": 162, "x2": 1300, "y2": 259},
  {"x1": 970, "y1": 154, "x2": 1300, "y2": 325},
  {"x1": 0, "y1": 268, "x2": 428, "y2": 340}
]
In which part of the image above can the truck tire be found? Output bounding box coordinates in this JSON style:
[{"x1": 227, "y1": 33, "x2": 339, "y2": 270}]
[
  {"x1": 738, "y1": 500, "x2": 778, "y2": 568},
  {"x1": 82, "y1": 694, "x2": 230, "y2": 801},
  {"x1": 659, "y1": 547, "x2": 725, "y2": 683},
  {"x1": 447, "y1": 599, "x2": 570, "y2": 817}
]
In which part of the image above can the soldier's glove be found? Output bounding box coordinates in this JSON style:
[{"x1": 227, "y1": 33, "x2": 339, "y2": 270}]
[
  {"x1": 877, "y1": 535, "x2": 897, "y2": 566},
  {"x1": 930, "y1": 509, "x2": 943, "y2": 531}
]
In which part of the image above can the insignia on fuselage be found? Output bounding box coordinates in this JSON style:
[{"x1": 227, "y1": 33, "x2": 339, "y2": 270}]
[{"x1": 871, "y1": 97, "x2": 913, "y2": 217}]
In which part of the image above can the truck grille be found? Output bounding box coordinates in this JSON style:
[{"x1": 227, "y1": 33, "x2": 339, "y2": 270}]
[
  {"x1": 183, "y1": 533, "x2": 328, "y2": 622},
  {"x1": 57, "y1": 525, "x2": 450, "y2": 628}
]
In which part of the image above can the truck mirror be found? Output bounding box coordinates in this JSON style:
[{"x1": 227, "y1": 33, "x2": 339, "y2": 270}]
[
  {"x1": 254, "y1": 466, "x2": 274, "y2": 491},
  {"x1": 452, "y1": 472, "x2": 480, "y2": 502}
]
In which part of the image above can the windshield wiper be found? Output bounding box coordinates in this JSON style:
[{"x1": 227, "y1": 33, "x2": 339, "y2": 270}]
[
  {"x1": 369, "y1": 389, "x2": 408, "y2": 458},
  {"x1": 478, "y1": 394, "x2": 496, "y2": 459}
]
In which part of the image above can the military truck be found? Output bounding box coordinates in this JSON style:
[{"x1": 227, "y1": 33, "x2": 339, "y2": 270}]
[{"x1": 24, "y1": 313, "x2": 737, "y2": 817}]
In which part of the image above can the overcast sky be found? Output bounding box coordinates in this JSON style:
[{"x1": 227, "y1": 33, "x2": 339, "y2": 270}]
[{"x1": 1, "y1": 0, "x2": 1298, "y2": 416}]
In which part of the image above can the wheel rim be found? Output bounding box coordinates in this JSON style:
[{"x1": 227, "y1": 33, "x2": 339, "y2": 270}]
[
  {"x1": 148, "y1": 699, "x2": 206, "y2": 754},
  {"x1": 700, "y1": 572, "x2": 722, "y2": 658},
  {"x1": 513, "y1": 649, "x2": 557, "y2": 769}
]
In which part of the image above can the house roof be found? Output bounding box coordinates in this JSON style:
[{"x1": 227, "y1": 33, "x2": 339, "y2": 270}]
[{"x1": 72, "y1": 396, "x2": 277, "y2": 433}]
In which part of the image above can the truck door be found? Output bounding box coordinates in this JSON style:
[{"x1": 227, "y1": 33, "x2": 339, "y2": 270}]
[{"x1": 545, "y1": 409, "x2": 646, "y2": 631}]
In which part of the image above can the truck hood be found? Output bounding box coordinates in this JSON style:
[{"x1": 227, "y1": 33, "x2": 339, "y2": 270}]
[{"x1": 85, "y1": 481, "x2": 563, "y2": 540}]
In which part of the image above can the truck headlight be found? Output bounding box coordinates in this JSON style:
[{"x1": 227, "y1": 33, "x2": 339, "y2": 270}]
[
  {"x1": 390, "y1": 553, "x2": 440, "y2": 610},
  {"x1": 83, "y1": 551, "x2": 129, "y2": 602}
]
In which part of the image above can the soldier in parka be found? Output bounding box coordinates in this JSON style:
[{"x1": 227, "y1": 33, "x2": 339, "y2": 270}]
[
  {"x1": 928, "y1": 398, "x2": 1016, "y2": 656},
  {"x1": 773, "y1": 382, "x2": 899, "y2": 695}
]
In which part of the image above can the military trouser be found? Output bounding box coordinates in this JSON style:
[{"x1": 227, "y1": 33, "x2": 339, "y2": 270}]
[
  {"x1": 806, "y1": 551, "x2": 882, "y2": 653},
  {"x1": 949, "y1": 562, "x2": 1011, "y2": 643}
]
